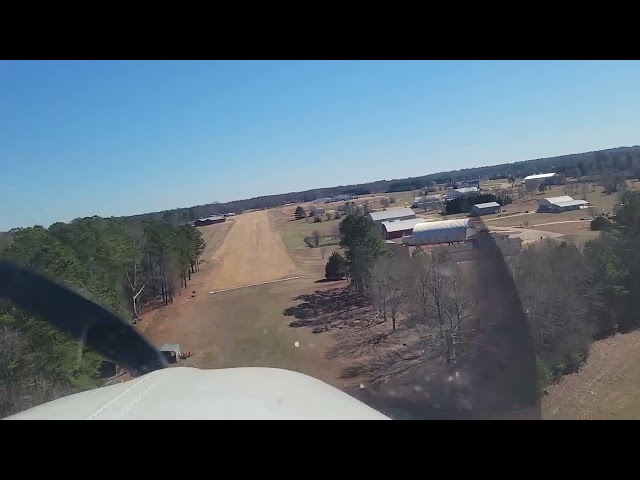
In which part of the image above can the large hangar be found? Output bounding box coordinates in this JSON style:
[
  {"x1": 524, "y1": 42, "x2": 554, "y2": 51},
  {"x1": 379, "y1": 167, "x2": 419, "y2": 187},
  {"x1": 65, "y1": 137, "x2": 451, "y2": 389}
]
[
  {"x1": 402, "y1": 218, "x2": 473, "y2": 246},
  {"x1": 538, "y1": 195, "x2": 589, "y2": 213}
]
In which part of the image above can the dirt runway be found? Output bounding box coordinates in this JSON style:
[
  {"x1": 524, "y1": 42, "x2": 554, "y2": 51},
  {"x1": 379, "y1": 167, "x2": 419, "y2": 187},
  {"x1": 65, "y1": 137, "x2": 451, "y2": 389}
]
[
  {"x1": 137, "y1": 210, "x2": 340, "y2": 385},
  {"x1": 205, "y1": 210, "x2": 300, "y2": 291}
]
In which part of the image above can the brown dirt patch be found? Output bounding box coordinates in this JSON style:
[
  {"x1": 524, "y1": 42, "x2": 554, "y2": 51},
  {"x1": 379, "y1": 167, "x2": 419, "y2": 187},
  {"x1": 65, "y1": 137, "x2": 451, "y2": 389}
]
[{"x1": 206, "y1": 210, "x2": 300, "y2": 291}]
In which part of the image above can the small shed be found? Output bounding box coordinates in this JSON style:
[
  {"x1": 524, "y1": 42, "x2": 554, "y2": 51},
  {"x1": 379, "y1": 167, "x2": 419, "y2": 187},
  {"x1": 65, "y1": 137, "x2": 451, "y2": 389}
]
[
  {"x1": 470, "y1": 202, "x2": 501, "y2": 216},
  {"x1": 159, "y1": 343, "x2": 181, "y2": 364},
  {"x1": 194, "y1": 215, "x2": 226, "y2": 226}
]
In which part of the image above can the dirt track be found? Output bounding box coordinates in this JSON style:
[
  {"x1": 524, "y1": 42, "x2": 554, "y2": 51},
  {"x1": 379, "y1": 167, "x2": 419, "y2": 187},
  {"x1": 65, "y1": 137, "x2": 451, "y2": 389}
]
[
  {"x1": 137, "y1": 210, "x2": 341, "y2": 385},
  {"x1": 205, "y1": 211, "x2": 299, "y2": 291}
]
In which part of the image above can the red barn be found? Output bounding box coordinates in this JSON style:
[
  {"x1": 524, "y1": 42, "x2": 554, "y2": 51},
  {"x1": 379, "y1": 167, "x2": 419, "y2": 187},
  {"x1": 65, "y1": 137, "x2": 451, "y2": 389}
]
[{"x1": 381, "y1": 218, "x2": 423, "y2": 239}]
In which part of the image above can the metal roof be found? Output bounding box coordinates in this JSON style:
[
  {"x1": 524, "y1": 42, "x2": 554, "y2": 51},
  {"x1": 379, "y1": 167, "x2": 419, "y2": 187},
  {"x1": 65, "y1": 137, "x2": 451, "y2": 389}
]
[
  {"x1": 159, "y1": 343, "x2": 181, "y2": 353},
  {"x1": 473, "y1": 202, "x2": 501, "y2": 209},
  {"x1": 368, "y1": 207, "x2": 416, "y2": 222},
  {"x1": 381, "y1": 218, "x2": 423, "y2": 233},
  {"x1": 414, "y1": 195, "x2": 442, "y2": 203},
  {"x1": 553, "y1": 200, "x2": 589, "y2": 208},
  {"x1": 412, "y1": 219, "x2": 472, "y2": 233},
  {"x1": 453, "y1": 187, "x2": 478, "y2": 194},
  {"x1": 196, "y1": 215, "x2": 224, "y2": 222},
  {"x1": 540, "y1": 195, "x2": 573, "y2": 205},
  {"x1": 524, "y1": 173, "x2": 558, "y2": 180}
]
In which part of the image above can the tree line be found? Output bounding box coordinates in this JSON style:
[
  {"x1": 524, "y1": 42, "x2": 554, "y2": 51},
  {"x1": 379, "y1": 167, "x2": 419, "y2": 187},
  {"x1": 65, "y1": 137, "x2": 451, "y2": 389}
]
[
  {"x1": 327, "y1": 190, "x2": 640, "y2": 389},
  {"x1": 0, "y1": 216, "x2": 206, "y2": 417},
  {"x1": 111, "y1": 146, "x2": 640, "y2": 227}
]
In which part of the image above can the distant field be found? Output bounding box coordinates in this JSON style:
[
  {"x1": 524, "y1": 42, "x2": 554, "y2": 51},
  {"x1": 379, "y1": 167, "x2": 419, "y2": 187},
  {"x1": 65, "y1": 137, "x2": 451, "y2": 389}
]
[
  {"x1": 479, "y1": 181, "x2": 633, "y2": 242},
  {"x1": 272, "y1": 210, "x2": 341, "y2": 252},
  {"x1": 481, "y1": 178, "x2": 511, "y2": 190}
]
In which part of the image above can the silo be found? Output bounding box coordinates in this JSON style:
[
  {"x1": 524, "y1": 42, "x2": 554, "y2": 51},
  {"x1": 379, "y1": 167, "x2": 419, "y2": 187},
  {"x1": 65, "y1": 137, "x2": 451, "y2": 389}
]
[{"x1": 402, "y1": 218, "x2": 473, "y2": 246}]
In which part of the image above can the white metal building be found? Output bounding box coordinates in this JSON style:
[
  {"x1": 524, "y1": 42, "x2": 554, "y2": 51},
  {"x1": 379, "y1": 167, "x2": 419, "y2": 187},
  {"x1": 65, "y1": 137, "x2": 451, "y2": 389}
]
[
  {"x1": 524, "y1": 173, "x2": 559, "y2": 190},
  {"x1": 333, "y1": 194, "x2": 353, "y2": 202},
  {"x1": 412, "y1": 195, "x2": 442, "y2": 209},
  {"x1": 368, "y1": 207, "x2": 416, "y2": 225},
  {"x1": 470, "y1": 202, "x2": 501, "y2": 216},
  {"x1": 402, "y1": 219, "x2": 473, "y2": 246},
  {"x1": 538, "y1": 195, "x2": 573, "y2": 212},
  {"x1": 444, "y1": 187, "x2": 479, "y2": 199},
  {"x1": 550, "y1": 199, "x2": 589, "y2": 213}
]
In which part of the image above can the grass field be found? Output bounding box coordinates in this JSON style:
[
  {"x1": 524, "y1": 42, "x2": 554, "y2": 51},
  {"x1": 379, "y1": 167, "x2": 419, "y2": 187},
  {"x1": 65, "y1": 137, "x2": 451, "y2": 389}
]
[
  {"x1": 476, "y1": 181, "x2": 639, "y2": 243},
  {"x1": 272, "y1": 210, "x2": 341, "y2": 251},
  {"x1": 543, "y1": 330, "x2": 640, "y2": 420}
]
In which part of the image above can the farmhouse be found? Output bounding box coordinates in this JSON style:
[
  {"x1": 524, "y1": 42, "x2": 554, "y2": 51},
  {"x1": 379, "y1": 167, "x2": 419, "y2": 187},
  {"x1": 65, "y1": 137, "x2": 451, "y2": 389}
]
[
  {"x1": 381, "y1": 218, "x2": 423, "y2": 239},
  {"x1": 412, "y1": 195, "x2": 442, "y2": 209},
  {"x1": 444, "y1": 186, "x2": 479, "y2": 199},
  {"x1": 193, "y1": 215, "x2": 225, "y2": 226},
  {"x1": 402, "y1": 218, "x2": 473, "y2": 246},
  {"x1": 524, "y1": 173, "x2": 559, "y2": 190},
  {"x1": 310, "y1": 206, "x2": 325, "y2": 215},
  {"x1": 368, "y1": 207, "x2": 416, "y2": 226},
  {"x1": 470, "y1": 201, "x2": 501, "y2": 216},
  {"x1": 333, "y1": 194, "x2": 353, "y2": 202},
  {"x1": 538, "y1": 195, "x2": 589, "y2": 213}
]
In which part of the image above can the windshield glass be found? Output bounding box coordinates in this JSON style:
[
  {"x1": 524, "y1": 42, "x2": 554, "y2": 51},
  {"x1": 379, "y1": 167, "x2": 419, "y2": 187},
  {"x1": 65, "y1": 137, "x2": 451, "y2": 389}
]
[{"x1": 2, "y1": 60, "x2": 640, "y2": 419}]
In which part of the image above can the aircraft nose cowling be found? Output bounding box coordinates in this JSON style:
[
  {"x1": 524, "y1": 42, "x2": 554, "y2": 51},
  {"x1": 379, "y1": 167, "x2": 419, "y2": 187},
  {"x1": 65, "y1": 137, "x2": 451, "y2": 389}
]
[{"x1": 5, "y1": 366, "x2": 390, "y2": 420}]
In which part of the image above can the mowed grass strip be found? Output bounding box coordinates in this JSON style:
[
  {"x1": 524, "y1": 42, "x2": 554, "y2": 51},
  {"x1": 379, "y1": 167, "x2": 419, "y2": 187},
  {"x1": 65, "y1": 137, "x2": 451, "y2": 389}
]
[{"x1": 272, "y1": 209, "x2": 342, "y2": 251}]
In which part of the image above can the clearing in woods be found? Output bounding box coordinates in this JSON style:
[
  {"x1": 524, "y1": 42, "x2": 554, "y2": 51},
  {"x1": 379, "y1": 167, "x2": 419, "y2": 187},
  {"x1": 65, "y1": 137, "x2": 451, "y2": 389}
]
[{"x1": 138, "y1": 210, "x2": 344, "y2": 388}]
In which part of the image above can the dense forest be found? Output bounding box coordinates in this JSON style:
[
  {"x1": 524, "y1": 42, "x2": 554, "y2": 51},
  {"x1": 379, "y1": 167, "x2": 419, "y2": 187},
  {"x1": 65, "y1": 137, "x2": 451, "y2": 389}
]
[
  {"x1": 0, "y1": 217, "x2": 205, "y2": 417},
  {"x1": 121, "y1": 146, "x2": 640, "y2": 226}
]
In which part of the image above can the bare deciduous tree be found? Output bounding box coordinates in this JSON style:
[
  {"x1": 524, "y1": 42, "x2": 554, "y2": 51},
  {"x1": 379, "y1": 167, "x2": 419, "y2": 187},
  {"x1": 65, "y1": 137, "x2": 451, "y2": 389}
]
[
  {"x1": 407, "y1": 249, "x2": 472, "y2": 363},
  {"x1": 369, "y1": 254, "x2": 412, "y2": 331},
  {"x1": 524, "y1": 181, "x2": 537, "y2": 199},
  {"x1": 510, "y1": 240, "x2": 595, "y2": 379},
  {"x1": 311, "y1": 229, "x2": 321, "y2": 247},
  {"x1": 580, "y1": 182, "x2": 588, "y2": 200},
  {"x1": 331, "y1": 224, "x2": 340, "y2": 240}
]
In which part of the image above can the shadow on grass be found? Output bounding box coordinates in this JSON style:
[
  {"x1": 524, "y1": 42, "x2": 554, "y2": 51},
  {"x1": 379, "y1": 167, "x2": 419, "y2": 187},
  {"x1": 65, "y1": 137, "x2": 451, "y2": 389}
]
[
  {"x1": 284, "y1": 286, "x2": 371, "y2": 334},
  {"x1": 314, "y1": 278, "x2": 344, "y2": 284},
  {"x1": 283, "y1": 229, "x2": 541, "y2": 419}
]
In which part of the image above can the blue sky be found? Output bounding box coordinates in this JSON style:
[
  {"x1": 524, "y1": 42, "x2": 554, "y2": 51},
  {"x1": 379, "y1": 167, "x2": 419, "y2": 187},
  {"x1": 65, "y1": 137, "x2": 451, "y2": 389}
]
[{"x1": 1, "y1": 60, "x2": 640, "y2": 230}]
